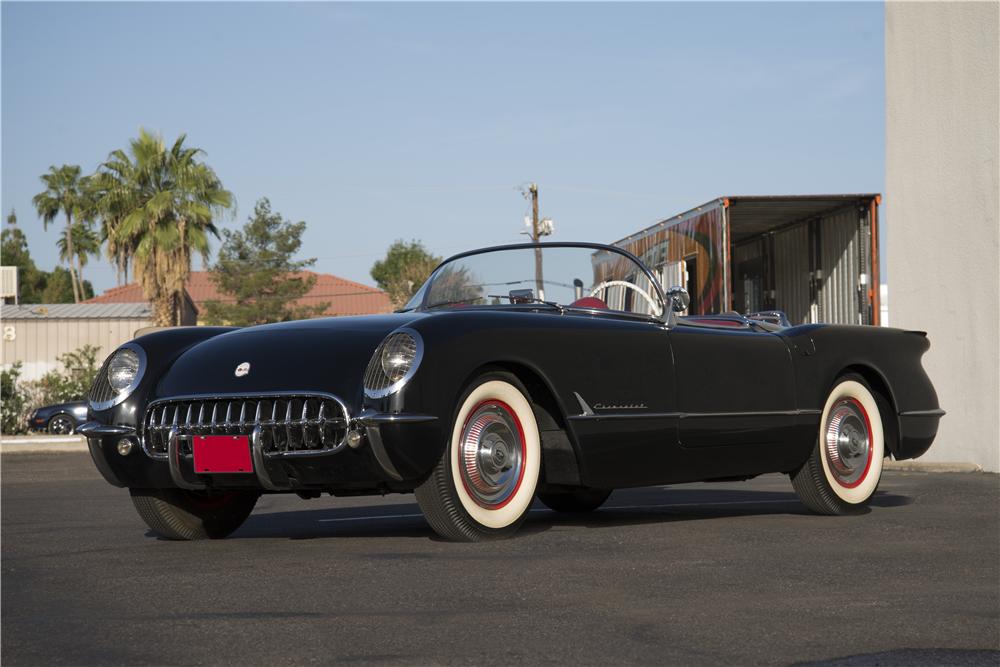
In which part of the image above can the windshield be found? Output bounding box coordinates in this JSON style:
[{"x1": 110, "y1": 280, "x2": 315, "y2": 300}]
[{"x1": 405, "y1": 244, "x2": 664, "y2": 318}]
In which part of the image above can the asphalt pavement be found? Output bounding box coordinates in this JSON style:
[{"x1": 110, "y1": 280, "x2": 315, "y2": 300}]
[{"x1": 2, "y1": 452, "x2": 998, "y2": 666}]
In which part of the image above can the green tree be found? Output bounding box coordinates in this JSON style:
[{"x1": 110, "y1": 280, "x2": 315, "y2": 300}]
[
  {"x1": 202, "y1": 198, "x2": 328, "y2": 325},
  {"x1": 56, "y1": 223, "x2": 100, "y2": 291},
  {"x1": 370, "y1": 240, "x2": 441, "y2": 307},
  {"x1": 86, "y1": 170, "x2": 134, "y2": 285},
  {"x1": 0, "y1": 228, "x2": 92, "y2": 304},
  {"x1": 94, "y1": 129, "x2": 233, "y2": 326},
  {"x1": 1, "y1": 228, "x2": 48, "y2": 303},
  {"x1": 40, "y1": 267, "x2": 93, "y2": 303},
  {"x1": 31, "y1": 164, "x2": 88, "y2": 302}
]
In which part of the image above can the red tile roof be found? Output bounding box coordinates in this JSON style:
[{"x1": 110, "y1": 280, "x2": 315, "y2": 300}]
[{"x1": 83, "y1": 271, "x2": 393, "y2": 317}]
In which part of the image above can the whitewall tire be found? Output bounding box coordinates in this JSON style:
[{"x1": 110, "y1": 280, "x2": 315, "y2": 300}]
[
  {"x1": 415, "y1": 373, "x2": 541, "y2": 541},
  {"x1": 791, "y1": 375, "x2": 885, "y2": 515}
]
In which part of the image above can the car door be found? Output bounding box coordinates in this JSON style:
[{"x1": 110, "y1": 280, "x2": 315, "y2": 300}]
[{"x1": 666, "y1": 321, "x2": 804, "y2": 475}]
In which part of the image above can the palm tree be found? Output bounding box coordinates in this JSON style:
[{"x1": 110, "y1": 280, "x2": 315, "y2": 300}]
[
  {"x1": 94, "y1": 130, "x2": 233, "y2": 326},
  {"x1": 86, "y1": 172, "x2": 133, "y2": 285},
  {"x1": 32, "y1": 165, "x2": 87, "y2": 302},
  {"x1": 56, "y1": 223, "x2": 100, "y2": 293}
]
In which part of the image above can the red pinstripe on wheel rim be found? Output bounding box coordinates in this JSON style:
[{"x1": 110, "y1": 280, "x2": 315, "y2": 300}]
[
  {"x1": 457, "y1": 399, "x2": 527, "y2": 510},
  {"x1": 824, "y1": 397, "x2": 873, "y2": 489}
]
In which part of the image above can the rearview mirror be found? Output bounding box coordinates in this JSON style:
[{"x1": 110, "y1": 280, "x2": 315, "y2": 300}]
[{"x1": 665, "y1": 286, "x2": 690, "y2": 313}]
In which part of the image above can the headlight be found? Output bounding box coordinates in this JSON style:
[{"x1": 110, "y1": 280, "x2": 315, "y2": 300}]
[
  {"x1": 89, "y1": 344, "x2": 146, "y2": 409},
  {"x1": 108, "y1": 348, "x2": 141, "y2": 393},
  {"x1": 364, "y1": 330, "x2": 423, "y2": 398},
  {"x1": 381, "y1": 337, "x2": 417, "y2": 382}
]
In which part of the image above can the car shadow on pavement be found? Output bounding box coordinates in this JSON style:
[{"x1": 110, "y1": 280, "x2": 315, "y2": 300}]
[{"x1": 227, "y1": 487, "x2": 912, "y2": 541}]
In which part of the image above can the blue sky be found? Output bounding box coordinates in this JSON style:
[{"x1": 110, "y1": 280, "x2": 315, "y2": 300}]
[{"x1": 2, "y1": 2, "x2": 885, "y2": 294}]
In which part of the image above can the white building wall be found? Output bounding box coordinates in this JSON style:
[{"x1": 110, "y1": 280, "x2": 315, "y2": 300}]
[
  {"x1": 886, "y1": 2, "x2": 999, "y2": 470},
  {"x1": 1, "y1": 317, "x2": 150, "y2": 381}
]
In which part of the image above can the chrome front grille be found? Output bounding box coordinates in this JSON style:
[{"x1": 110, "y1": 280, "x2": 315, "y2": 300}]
[
  {"x1": 142, "y1": 393, "x2": 350, "y2": 459},
  {"x1": 88, "y1": 356, "x2": 116, "y2": 405}
]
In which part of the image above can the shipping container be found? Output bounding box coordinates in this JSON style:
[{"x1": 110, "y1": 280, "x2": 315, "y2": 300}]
[{"x1": 610, "y1": 194, "x2": 881, "y2": 325}]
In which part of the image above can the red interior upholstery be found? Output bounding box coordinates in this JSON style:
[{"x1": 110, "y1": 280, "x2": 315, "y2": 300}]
[{"x1": 570, "y1": 297, "x2": 608, "y2": 310}]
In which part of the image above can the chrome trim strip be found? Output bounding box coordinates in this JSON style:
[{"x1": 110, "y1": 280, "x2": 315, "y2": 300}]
[
  {"x1": 364, "y1": 328, "x2": 425, "y2": 400},
  {"x1": 898, "y1": 408, "x2": 946, "y2": 417},
  {"x1": 568, "y1": 408, "x2": 823, "y2": 421},
  {"x1": 569, "y1": 412, "x2": 682, "y2": 421},
  {"x1": 365, "y1": 426, "x2": 403, "y2": 481},
  {"x1": 680, "y1": 409, "x2": 822, "y2": 418},
  {"x1": 573, "y1": 392, "x2": 596, "y2": 417},
  {"x1": 77, "y1": 422, "x2": 136, "y2": 437},
  {"x1": 89, "y1": 343, "x2": 147, "y2": 411},
  {"x1": 353, "y1": 409, "x2": 438, "y2": 427}
]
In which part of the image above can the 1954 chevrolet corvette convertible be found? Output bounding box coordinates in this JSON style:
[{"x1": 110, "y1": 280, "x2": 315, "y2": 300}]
[{"x1": 81, "y1": 242, "x2": 943, "y2": 542}]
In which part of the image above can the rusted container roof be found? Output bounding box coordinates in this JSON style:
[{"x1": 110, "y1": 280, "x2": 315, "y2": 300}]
[{"x1": 613, "y1": 194, "x2": 881, "y2": 246}]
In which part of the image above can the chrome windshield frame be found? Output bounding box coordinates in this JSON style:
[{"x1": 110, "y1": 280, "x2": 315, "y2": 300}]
[{"x1": 413, "y1": 241, "x2": 668, "y2": 322}]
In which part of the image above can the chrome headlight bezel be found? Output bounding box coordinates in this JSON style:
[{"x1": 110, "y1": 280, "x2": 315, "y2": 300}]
[
  {"x1": 363, "y1": 329, "x2": 424, "y2": 399},
  {"x1": 89, "y1": 343, "x2": 147, "y2": 410}
]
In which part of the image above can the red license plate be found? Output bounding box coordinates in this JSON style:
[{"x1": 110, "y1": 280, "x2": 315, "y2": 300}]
[{"x1": 192, "y1": 435, "x2": 254, "y2": 474}]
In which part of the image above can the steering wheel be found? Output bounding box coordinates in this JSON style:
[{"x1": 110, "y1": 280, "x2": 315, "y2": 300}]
[{"x1": 589, "y1": 280, "x2": 662, "y2": 316}]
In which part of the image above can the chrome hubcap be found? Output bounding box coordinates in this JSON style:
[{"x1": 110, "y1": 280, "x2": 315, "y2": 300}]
[
  {"x1": 824, "y1": 399, "x2": 871, "y2": 486},
  {"x1": 50, "y1": 417, "x2": 72, "y2": 434},
  {"x1": 459, "y1": 402, "x2": 524, "y2": 508}
]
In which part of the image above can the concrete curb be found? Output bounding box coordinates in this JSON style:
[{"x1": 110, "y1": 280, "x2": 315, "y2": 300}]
[
  {"x1": 1, "y1": 435, "x2": 89, "y2": 454},
  {"x1": 884, "y1": 460, "x2": 984, "y2": 473}
]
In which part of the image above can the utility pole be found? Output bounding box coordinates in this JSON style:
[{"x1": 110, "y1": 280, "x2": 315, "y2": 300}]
[{"x1": 528, "y1": 183, "x2": 544, "y2": 300}]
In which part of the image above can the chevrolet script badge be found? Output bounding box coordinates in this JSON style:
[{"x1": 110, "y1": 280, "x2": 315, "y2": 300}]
[{"x1": 234, "y1": 362, "x2": 251, "y2": 377}]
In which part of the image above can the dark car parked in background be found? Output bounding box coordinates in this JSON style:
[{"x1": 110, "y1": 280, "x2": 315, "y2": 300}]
[{"x1": 28, "y1": 401, "x2": 89, "y2": 434}]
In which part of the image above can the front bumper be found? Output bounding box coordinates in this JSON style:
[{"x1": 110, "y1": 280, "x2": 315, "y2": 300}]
[{"x1": 80, "y1": 410, "x2": 441, "y2": 492}]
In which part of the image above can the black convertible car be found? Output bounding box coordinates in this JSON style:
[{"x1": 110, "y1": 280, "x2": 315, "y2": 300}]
[
  {"x1": 28, "y1": 400, "x2": 88, "y2": 434},
  {"x1": 80, "y1": 242, "x2": 943, "y2": 542}
]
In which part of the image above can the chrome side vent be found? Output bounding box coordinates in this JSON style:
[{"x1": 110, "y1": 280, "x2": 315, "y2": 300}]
[{"x1": 143, "y1": 393, "x2": 350, "y2": 459}]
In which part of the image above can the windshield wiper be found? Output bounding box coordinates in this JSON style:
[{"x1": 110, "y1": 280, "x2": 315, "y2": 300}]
[{"x1": 486, "y1": 295, "x2": 565, "y2": 314}]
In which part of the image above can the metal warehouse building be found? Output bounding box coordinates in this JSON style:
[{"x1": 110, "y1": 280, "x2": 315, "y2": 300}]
[
  {"x1": 612, "y1": 194, "x2": 880, "y2": 326},
  {"x1": 1, "y1": 303, "x2": 152, "y2": 382}
]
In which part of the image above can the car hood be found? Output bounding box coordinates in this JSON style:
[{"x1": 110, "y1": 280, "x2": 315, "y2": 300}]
[{"x1": 153, "y1": 314, "x2": 423, "y2": 406}]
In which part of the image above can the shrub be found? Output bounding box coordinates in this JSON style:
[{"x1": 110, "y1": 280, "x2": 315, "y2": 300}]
[
  {"x1": 1, "y1": 363, "x2": 32, "y2": 435},
  {"x1": 0, "y1": 345, "x2": 101, "y2": 435}
]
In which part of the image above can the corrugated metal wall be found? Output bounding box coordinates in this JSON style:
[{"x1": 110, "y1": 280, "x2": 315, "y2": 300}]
[
  {"x1": 773, "y1": 223, "x2": 813, "y2": 325},
  {"x1": 0, "y1": 317, "x2": 150, "y2": 381},
  {"x1": 731, "y1": 240, "x2": 763, "y2": 314},
  {"x1": 818, "y1": 206, "x2": 862, "y2": 324}
]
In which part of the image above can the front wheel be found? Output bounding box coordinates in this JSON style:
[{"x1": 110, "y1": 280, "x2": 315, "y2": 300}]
[
  {"x1": 791, "y1": 375, "x2": 885, "y2": 515},
  {"x1": 129, "y1": 488, "x2": 259, "y2": 540},
  {"x1": 47, "y1": 414, "x2": 75, "y2": 435},
  {"x1": 415, "y1": 373, "x2": 541, "y2": 541}
]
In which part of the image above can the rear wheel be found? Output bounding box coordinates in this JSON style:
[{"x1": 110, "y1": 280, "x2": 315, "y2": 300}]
[
  {"x1": 129, "y1": 488, "x2": 259, "y2": 540},
  {"x1": 791, "y1": 375, "x2": 884, "y2": 515},
  {"x1": 47, "y1": 414, "x2": 75, "y2": 435},
  {"x1": 538, "y1": 488, "x2": 611, "y2": 513},
  {"x1": 415, "y1": 372, "x2": 541, "y2": 541}
]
